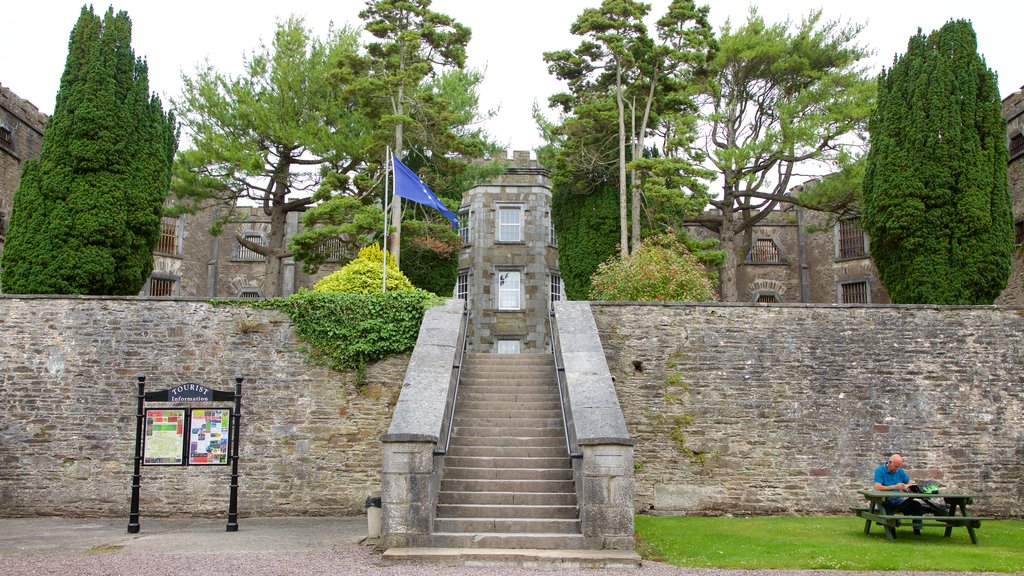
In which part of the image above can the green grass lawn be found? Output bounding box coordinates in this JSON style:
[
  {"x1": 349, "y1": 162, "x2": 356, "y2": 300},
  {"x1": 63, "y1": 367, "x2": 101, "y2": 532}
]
[{"x1": 635, "y1": 515, "x2": 1024, "y2": 572}]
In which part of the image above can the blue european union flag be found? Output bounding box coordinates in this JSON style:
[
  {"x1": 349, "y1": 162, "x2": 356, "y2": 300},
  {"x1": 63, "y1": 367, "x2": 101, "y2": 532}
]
[{"x1": 392, "y1": 154, "x2": 458, "y2": 230}]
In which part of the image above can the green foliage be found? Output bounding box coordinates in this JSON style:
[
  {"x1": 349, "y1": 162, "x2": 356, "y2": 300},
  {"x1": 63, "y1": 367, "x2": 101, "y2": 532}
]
[
  {"x1": 290, "y1": 197, "x2": 384, "y2": 274},
  {"x1": 694, "y1": 9, "x2": 876, "y2": 300},
  {"x1": 543, "y1": 0, "x2": 718, "y2": 255},
  {"x1": 1, "y1": 6, "x2": 177, "y2": 295},
  {"x1": 862, "y1": 20, "x2": 1013, "y2": 304},
  {"x1": 399, "y1": 219, "x2": 459, "y2": 296},
  {"x1": 313, "y1": 244, "x2": 413, "y2": 294},
  {"x1": 636, "y1": 516, "x2": 1024, "y2": 572},
  {"x1": 255, "y1": 288, "x2": 443, "y2": 382},
  {"x1": 550, "y1": 182, "x2": 621, "y2": 299},
  {"x1": 590, "y1": 234, "x2": 716, "y2": 302},
  {"x1": 172, "y1": 18, "x2": 367, "y2": 297}
]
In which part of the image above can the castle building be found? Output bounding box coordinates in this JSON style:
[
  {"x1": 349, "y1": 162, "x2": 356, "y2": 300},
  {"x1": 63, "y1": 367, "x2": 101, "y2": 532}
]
[
  {"x1": 0, "y1": 83, "x2": 47, "y2": 270},
  {"x1": 2, "y1": 81, "x2": 1022, "y2": 304},
  {"x1": 456, "y1": 150, "x2": 561, "y2": 352}
]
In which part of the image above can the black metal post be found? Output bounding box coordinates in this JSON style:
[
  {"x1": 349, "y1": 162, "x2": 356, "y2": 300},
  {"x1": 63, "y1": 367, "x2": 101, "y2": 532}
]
[
  {"x1": 226, "y1": 376, "x2": 243, "y2": 532},
  {"x1": 127, "y1": 375, "x2": 145, "y2": 533}
]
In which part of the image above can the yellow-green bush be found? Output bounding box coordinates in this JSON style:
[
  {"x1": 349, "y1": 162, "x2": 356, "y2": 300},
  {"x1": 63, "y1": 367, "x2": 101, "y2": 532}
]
[{"x1": 313, "y1": 244, "x2": 414, "y2": 294}]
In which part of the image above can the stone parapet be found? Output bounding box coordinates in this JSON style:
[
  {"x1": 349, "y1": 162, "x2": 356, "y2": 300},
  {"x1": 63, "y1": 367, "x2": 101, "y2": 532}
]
[{"x1": 380, "y1": 298, "x2": 464, "y2": 547}]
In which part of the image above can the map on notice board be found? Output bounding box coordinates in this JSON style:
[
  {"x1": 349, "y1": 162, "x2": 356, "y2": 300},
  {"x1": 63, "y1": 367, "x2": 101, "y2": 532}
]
[
  {"x1": 189, "y1": 408, "x2": 231, "y2": 465},
  {"x1": 143, "y1": 409, "x2": 186, "y2": 465}
]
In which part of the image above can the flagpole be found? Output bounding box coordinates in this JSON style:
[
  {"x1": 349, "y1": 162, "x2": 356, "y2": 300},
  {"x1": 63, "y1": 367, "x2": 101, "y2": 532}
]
[{"x1": 382, "y1": 147, "x2": 390, "y2": 294}]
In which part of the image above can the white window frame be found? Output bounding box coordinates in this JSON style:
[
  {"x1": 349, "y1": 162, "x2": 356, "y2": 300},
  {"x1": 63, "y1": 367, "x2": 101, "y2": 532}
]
[
  {"x1": 456, "y1": 271, "x2": 469, "y2": 300},
  {"x1": 497, "y1": 205, "x2": 523, "y2": 242},
  {"x1": 497, "y1": 270, "x2": 522, "y2": 310},
  {"x1": 459, "y1": 210, "x2": 471, "y2": 245},
  {"x1": 550, "y1": 273, "x2": 562, "y2": 306}
]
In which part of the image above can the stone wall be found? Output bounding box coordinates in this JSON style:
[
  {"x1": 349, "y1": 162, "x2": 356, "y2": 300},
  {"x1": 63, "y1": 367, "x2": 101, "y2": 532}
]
[
  {"x1": 591, "y1": 302, "x2": 1024, "y2": 517},
  {"x1": 0, "y1": 296, "x2": 406, "y2": 518},
  {"x1": 2, "y1": 297, "x2": 1023, "y2": 519}
]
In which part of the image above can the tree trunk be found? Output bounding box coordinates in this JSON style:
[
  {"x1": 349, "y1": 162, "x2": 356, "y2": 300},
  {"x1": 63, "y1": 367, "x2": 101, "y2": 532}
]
[
  {"x1": 265, "y1": 201, "x2": 289, "y2": 298},
  {"x1": 718, "y1": 225, "x2": 739, "y2": 302},
  {"x1": 615, "y1": 65, "x2": 628, "y2": 259}
]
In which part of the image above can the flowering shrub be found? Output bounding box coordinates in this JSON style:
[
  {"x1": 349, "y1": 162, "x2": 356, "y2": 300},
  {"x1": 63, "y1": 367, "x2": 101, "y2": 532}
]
[
  {"x1": 589, "y1": 234, "x2": 717, "y2": 302},
  {"x1": 313, "y1": 244, "x2": 414, "y2": 294}
]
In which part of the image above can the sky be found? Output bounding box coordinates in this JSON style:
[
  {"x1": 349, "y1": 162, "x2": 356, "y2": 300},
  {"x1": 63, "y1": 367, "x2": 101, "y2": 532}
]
[{"x1": 2, "y1": 1, "x2": 1023, "y2": 155}]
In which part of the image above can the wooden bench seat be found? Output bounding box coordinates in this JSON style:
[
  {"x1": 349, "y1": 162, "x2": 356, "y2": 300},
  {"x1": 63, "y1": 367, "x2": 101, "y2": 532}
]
[{"x1": 856, "y1": 508, "x2": 991, "y2": 544}]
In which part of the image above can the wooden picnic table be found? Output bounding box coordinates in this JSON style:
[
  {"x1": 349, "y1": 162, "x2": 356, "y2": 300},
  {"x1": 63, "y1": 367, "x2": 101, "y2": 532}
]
[{"x1": 856, "y1": 489, "x2": 991, "y2": 544}]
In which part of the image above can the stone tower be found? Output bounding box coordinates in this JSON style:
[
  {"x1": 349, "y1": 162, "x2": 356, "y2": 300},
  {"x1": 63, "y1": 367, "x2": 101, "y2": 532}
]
[{"x1": 457, "y1": 150, "x2": 562, "y2": 352}]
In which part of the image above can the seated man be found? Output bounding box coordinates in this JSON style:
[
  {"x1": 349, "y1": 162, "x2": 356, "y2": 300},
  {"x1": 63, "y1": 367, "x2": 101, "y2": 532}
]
[{"x1": 874, "y1": 453, "x2": 924, "y2": 534}]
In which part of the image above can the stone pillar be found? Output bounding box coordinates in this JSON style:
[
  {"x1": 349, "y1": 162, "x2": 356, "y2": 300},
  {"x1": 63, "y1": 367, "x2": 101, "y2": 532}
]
[
  {"x1": 380, "y1": 440, "x2": 437, "y2": 548},
  {"x1": 580, "y1": 444, "x2": 635, "y2": 550}
]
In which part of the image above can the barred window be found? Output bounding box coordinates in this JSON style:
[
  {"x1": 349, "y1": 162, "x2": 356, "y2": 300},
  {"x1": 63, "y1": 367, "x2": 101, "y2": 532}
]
[
  {"x1": 840, "y1": 281, "x2": 869, "y2": 304},
  {"x1": 1011, "y1": 133, "x2": 1024, "y2": 158},
  {"x1": 0, "y1": 125, "x2": 13, "y2": 151},
  {"x1": 459, "y1": 211, "x2": 471, "y2": 245},
  {"x1": 838, "y1": 217, "x2": 867, "y2": 259},
  {"x1": 236, "y1": 233, "x2": 267, "y2": 261},
  {"x1": 550, "y1": 273, "x2": 562, "y2": 305},
  {"x1": 155, "y1": 216, "x2": 180, "y2": 255},
  {"x1": 238, "y1": 289, "x2": 263, "y2": 300},
  {"x1": 749, "y1": 238, "x2": 781, "y2": 263},
  {"x1": 754, "y1": 292, "x2": 779, "y2": 304},
  {"x1": 1016, "y1": 220, "x2": 1024, "y2": 246},
  {"x1": 497, "y1": 206, "x2": 522, "y2": 242},
  {"x1": 457, "y1": 272, "x2": 468, "y2": 300},
  {"x1": 497, "y1": 270, "x2": 521, "y2": 310},
  {"x1": 317, "y1": 237, "x2": 345, "y2": 261},
  {"x1": 149, "y1": 277, "x2": 176, "y2": 297}
]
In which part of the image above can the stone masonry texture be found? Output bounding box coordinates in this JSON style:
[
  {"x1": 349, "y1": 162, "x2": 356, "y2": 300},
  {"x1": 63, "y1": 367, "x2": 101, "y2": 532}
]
[
  {"x1": 2, "y1": 297, "x2": 1023, "y2": 519},
  {"x1": 0, "y1": 296, "x2": 406, "y2": 518},
  {"x1": 590, "y1": 302, "x2": 1024, "y2": 517}
]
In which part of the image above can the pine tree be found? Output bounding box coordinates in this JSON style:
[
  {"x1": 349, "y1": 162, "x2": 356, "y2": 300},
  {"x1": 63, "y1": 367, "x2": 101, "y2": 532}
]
[
  {"x1": 863, "y1": 20, "x2": 1012, "y2": 304},
  {"x1": 1, "y1": 6, "x2": 177, "y2": 295}
]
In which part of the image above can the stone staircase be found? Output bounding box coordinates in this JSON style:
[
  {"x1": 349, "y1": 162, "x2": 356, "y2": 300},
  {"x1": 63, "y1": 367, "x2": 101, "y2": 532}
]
[
  {"x1": 432, "y1": 352, "x2": 583, "y2": 549},
  {"x1": 382, "y1": 352, "x2": 641, "y2": 568}
]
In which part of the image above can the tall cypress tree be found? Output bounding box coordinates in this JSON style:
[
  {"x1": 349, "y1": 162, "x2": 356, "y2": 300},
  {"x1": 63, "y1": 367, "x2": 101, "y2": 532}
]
[
  {"x1": 863, "y1": 20, "x2": 1012, "y2": 304},
  {"x1": 1, "y1": 6, "x2": 177, "y2": 295}
]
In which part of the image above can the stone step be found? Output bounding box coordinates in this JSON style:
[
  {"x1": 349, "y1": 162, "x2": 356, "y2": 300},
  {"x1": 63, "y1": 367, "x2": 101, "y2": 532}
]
[
  {"x1": 457, "y1": 391, "x2": 560, "y2": 403},
  {"x1": 456, "y1": 408, "x2": 564, "y2": 419},
  {"x1": 459, "y1": 377, "x2": 556, "y2": 387},
  {"x1": 464, "y1": 352, "x2": 555, "y2": 366},
  {"x1": 448, "y1": 435, "x2": 566, "y2": 448},
  {"x1": 446, "y1": 445, "x2": 568, "y2": 458},
  {"x1": 437, "y1": 491, "x2": 577, "y2": 506},
  {"x1": 440, "y1": 478, "x2": 575, "y2": 493},
  {"x1": 426, "y1": 534, "x2": 589, "y2": 551},
  {"x1": 382, "y1": 547, "x2": 642, "y2": 568},
  {"x1": 451, "y1": 426, "x2": 564, "y2": 438},
  {"x1": 444, "y1": 456, "x2": 572, "y2": 470},
  {"x1": 443, "y1": 467, "x2": 573, "y2": 481},
  {"x1": 437, "y1": 503, "x2": 578, "y2": 519},
  {"x1": 457, "y1": 399, "x2": 562, "y2": 410},
  {"x1": 433, "y1": 517, "x2": 581, "y2": 534},
  {"x1": 453, "y1": 417, "x2": 565, "y2": 429}
]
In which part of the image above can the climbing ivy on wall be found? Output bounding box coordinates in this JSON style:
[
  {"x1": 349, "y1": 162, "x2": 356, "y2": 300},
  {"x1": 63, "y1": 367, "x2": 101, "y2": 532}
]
[
  {"x1": 234, "y1": 289, "x2": 443, "y2": 385},
  {"x1": 551, "y1": 182, "x2": 620, "y2": 299}
]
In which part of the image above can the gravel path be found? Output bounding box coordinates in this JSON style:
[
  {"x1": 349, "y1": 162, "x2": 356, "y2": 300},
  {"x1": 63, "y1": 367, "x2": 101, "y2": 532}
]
[
  {"x1": 0, "y1": 517, "x2": 1005, "y2": 576},
  {"x1": 0, "y1": 548, "x2": 1004, "y2": 576}
]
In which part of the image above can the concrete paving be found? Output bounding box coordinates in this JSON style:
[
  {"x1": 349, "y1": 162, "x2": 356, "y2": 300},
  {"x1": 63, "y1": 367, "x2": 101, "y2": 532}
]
[{"x1": 0, "y1": 516, "x2": 370, "y2": 556}]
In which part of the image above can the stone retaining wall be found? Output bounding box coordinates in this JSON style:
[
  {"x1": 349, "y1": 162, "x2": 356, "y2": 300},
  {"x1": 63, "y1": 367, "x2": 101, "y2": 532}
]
[
  {"x1": 590, "y1": 303, "x2": 1024, "y2": 517},
  {"x1": 0, "y1": 296, "x2": 405, "y2": 518},
  {"x1": 2, "y1": 297, "x2": 1022, "y2": 518}
]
